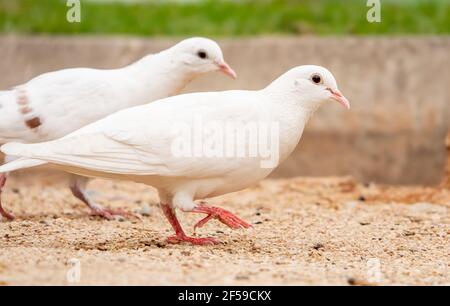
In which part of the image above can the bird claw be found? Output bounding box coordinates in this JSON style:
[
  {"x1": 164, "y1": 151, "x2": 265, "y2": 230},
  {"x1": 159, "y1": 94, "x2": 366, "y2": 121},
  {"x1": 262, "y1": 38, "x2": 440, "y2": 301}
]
[
  {"x1": 0, "y1": 207, "x2": 15, "y2": 221},
  {"x1": 0, "y1": 175, "x2": 6, "y2": 188},
  {"x1": 193, "y1": 205, "x2": 252, "y2": 230},
  {"x1": 167, "y1": 234, "x2": 220, "y2": 246},
  {"x1": 0, "y1": 174, "x2": 14, "y2": 221}
]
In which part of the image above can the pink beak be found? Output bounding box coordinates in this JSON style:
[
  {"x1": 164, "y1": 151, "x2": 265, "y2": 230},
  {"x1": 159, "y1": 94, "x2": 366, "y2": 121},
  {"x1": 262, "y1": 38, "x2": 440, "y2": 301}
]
[
  {"x1": 217, "y1": 62, "x2": 237, "y2": 79},
  {"x1": 328, "y1": 88, "x2": 350, "y2": 109}
]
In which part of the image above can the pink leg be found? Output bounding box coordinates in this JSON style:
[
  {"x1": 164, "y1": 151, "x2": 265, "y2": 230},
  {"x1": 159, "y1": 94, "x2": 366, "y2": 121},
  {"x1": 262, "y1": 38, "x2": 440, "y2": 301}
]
[
  {"x1": 70, "y1": 184, "x2": 140, "y2": 221},
  {"x1": 0, "y1": 174, "x2": 14, "y2": 221},
  {"x1": 191, "y1": 202, "x2": 252, "y2": 230},
  {"x1": 161, "y1": 203, "x2": 219, "y2": 246}
]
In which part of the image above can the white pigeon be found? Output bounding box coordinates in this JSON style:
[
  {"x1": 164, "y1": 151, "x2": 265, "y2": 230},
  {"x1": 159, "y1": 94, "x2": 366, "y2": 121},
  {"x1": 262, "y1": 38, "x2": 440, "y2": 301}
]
[
  {"x1": 0, "y1": 65, "x2": 349, "y2": 245},
  {"x1": 0, "y1": 37, "x2": 236, "y2": 221}
]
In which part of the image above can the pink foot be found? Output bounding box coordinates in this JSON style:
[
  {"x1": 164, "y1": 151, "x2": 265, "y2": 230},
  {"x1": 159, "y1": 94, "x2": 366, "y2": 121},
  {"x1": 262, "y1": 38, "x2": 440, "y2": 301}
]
[
  {"x1": 0, "y1": 174, "x2": 14, "y2": 221},
  {"x1": 0, "y1": 205, "x2": 15, "y2": 221},
  {"x1": 192, "y1": 204, "x2": 252, "y2": 230},
  {"x1": 167, "y1": 234, "x2": 220, "y2": 246},
  {"x1": 70, "y1": 184, "x2": 141, "y2": 221},
  {"x1": 161, "y1": 203, "x2": 221, "y2": 246}
]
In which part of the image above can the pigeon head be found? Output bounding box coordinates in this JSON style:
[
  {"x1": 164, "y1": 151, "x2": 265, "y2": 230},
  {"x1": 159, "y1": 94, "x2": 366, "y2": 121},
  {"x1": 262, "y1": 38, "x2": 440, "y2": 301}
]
[
  {"x1": 271, "y1": 65, "x2": 350, "y2": 111},
  {"x1": 170, "y1": 37, "x2": 237, "y2": 79}
]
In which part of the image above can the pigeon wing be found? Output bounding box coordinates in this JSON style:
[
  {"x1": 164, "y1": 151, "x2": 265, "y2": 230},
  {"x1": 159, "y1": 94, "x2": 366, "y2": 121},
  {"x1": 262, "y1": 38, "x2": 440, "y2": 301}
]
[{"x1": 13, "y1": 91, "x2": 263, "y2": 178}]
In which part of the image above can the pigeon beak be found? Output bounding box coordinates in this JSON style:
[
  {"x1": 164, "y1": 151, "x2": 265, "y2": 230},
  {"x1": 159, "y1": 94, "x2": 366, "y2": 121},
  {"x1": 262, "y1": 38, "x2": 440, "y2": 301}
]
[
  {"x1": 217, "y1": 61, "x2": 237, "y2": 79},
  {"x1": 328, "y1": 88, "x2": 350, "y2": 109}
]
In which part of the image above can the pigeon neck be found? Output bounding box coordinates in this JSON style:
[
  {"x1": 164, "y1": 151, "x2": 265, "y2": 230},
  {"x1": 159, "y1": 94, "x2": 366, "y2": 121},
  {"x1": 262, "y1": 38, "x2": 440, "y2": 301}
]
[
  {"x1": 261, "y1": 83, "x2": 322, "y2": 164},
  {"x1": 264, "y1": 79, "x2": 323, "y2": 119},
  {"x1": 127, "y1": 51, "x2": 197, "y2": 95}
]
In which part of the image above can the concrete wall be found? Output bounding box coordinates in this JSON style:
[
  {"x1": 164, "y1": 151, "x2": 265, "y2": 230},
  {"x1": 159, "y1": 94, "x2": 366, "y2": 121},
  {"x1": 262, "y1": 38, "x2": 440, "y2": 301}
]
[{"x1": 0, "y1": 36, "x2": 449, "y2": 184}]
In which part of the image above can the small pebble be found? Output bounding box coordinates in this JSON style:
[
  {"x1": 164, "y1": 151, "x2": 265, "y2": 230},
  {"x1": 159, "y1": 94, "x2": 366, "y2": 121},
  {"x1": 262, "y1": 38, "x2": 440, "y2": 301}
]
[
  {"x1": 312, "y1": 243, "x2": 324, "y2": 251},
  {"x1": 347, "y1": 277, "x2": 356, "y2": 285},
  {"x1": 139, "y1": 204, "x2": 152, "y2": 216},
  {"x1": 403, "y1": 231, "x2": 416, "y2": 237},
  {"x1": 156, "y1": 242, "x2": 166, "y2": 248},
  {"x1": 235, "y1": 274, "x2": 250, "y2": 280},
  {"x1": 116, "y1": 216, "x2": 126, "y2": 222}
]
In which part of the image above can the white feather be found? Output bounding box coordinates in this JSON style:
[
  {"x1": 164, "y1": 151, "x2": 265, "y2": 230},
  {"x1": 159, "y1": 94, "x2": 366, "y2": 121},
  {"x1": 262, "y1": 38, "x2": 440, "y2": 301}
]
[
  {"x1": 0, "y1": 37, "x2": 229, "y2": 144},
  {"x1": 0, "y1": 37, "x2": 232, "y2": 215},
  {"x1": 0, "y1": 157, "x2": 45, "y2": 173},
  {"x1": 0, "y1": 65, "x2": 346, "y2": 207}
]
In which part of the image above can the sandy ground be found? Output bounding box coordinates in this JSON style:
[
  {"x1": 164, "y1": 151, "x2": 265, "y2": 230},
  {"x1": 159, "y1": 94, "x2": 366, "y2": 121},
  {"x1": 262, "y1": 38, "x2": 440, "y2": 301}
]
[{"x1": 0, "y1": 175, "x2": 448, "y2": 286}]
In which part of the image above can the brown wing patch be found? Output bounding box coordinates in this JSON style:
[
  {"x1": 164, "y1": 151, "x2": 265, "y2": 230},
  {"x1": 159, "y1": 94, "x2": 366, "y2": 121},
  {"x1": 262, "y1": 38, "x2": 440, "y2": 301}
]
[
  {"x1": 17, "y1": 97, "x2": 28, "y2": 105},
  {"x1": 25, "y1": 117, "x2": 42, "y2": 129},
  {"x1": 16, "y1": 88, "x2": 29, "y2": 105},
  {"x1": 15, "y1": 87, "x2": 43, "y2": 131},
  {"x1": 20, "y1": 106, "x2": 33, "y2": 114}
]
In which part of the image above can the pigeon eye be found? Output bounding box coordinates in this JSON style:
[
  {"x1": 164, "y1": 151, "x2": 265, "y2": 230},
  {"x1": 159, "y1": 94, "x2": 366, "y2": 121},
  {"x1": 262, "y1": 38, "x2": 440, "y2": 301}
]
[
  {"x1": 311, "y1": 74, "x2": 322, "y2": 84},
  {"x1": 197, "y1": 51, "x2": 208, "y2": 59}
]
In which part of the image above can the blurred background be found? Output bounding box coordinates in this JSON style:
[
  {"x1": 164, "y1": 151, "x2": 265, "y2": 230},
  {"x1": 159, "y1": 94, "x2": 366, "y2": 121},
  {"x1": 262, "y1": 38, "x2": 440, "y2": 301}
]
[{"x1": 0, "y1": 0, "x2": 449, "y2": 184}]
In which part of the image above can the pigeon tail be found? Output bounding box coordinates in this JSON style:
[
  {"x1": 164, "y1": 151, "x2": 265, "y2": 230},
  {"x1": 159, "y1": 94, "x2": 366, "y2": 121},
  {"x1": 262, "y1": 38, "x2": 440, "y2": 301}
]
[
  {"x1": 0, "y1": 142, "x2": 47, "y2": 172},
  {"x1": 0, "y1": 158, "x2": 46, "y2": 173},
  {"x1": 1, "y1": 142, "x2": 32, "y2": 157}
]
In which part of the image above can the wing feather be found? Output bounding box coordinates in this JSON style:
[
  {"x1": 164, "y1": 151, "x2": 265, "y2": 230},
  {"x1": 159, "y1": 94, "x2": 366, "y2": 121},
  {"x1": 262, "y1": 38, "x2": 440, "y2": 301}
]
[{"x1": 16, "y1": 91, "x2": 266, "y2": 178}]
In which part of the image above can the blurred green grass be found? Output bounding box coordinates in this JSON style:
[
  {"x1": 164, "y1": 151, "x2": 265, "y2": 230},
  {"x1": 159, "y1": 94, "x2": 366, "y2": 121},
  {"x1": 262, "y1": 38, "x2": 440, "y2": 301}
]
[{"x1": 0, "y1": 0, "x2": 449, "y2": 36}]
